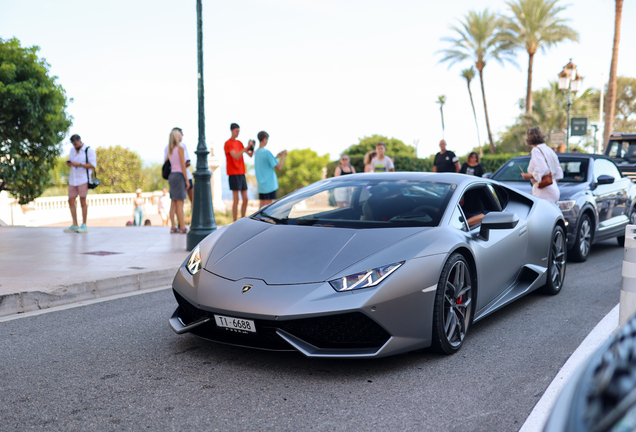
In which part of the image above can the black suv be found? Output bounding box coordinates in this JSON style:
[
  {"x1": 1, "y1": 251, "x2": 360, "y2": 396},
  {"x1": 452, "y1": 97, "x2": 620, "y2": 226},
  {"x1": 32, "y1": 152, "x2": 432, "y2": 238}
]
[
  {"x1": 604, "y1": 133, "x2": 636, "y2": 181},
  {"x1": 491, "y1": 153, "x2": 636, "y2": 262}
]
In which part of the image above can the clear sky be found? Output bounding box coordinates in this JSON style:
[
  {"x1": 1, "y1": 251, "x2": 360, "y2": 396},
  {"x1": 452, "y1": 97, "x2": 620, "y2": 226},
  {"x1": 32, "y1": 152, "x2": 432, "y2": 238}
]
[{"x1": 2, "y1": 0, "x2": 635, "y2": 165}]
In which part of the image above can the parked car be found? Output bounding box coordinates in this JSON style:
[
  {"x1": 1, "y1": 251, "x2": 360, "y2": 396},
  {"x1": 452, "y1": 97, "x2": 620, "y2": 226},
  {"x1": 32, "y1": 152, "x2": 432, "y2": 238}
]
[
  {"x1": 169, "y1": 173, "x2": 565, "y2": 358},
  {"x1": 604, "y1": 132, "x2": 636, "y2": 182},
  {"x1": 544, "y1": 312, "x2": 636, "y2": 432},
  {"x1": 491, "y1": 153, "x2": 636, "y2": 262}
]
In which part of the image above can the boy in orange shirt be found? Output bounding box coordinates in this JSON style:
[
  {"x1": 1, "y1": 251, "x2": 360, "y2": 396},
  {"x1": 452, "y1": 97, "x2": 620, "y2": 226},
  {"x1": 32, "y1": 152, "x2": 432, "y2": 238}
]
[{"x1": 224, "y1": 123, "x2": 254, "y2": 221}]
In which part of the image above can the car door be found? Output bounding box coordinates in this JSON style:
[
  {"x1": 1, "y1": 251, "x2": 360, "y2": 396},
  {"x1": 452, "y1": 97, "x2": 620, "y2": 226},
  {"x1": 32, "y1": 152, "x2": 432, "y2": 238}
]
[
  {"x1": 593, "y1": 158, "x2": 629, "y2": 233},
  {"x1": 459, "y1": 185, "x2": 529, "y2": 310}
]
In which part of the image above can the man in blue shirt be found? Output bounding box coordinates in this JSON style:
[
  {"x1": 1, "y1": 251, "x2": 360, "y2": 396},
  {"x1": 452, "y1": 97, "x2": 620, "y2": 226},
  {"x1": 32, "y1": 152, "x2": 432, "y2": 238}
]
[{"x1": 254, "y1": 131, "x2": 287, "y2": 208}]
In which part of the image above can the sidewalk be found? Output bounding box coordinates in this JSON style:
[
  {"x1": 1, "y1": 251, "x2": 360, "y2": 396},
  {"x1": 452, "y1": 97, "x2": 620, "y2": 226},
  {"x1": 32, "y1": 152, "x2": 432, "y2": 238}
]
[{"x1": 0, "y1": 226, "x2": 192, "y2": 317}]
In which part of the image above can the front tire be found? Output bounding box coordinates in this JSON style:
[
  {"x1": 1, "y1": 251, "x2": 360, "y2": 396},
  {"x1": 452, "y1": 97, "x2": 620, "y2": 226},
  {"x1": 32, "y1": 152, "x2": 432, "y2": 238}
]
[
  {"x1": 431, "y1": 253, "x2": 473, "y2": 355},
  {"x1": 542, "y1": 225, "x2": 567, "y2": 295},
  {"x1": 570, "y1": 214, "x2": 592, "y2": 262}
]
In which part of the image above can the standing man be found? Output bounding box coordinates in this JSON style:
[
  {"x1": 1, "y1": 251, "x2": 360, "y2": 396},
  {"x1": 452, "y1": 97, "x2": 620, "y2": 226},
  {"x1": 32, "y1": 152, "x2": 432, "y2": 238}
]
[
  {"x1": 254, "y1": 131, "x2": 286, "y2": 208},
  {"x1": 64, "y1": 134, "x2": 96, "y2": 233},
  {"x1": 370, "y1": 142, "x2": 394, "y2": 172},
  {"x1": 433, "y1": 140, "x2": 460, "y2": 173},
  {"x1": 224, "y1": 123, "x2": 254, "y2": 221}
]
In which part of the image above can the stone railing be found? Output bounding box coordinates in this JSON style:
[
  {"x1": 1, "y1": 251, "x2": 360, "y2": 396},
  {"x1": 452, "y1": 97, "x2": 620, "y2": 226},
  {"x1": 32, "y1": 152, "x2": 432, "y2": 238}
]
[{"x1": 0, "y1": 191, "x2": 163, "y2": 227}]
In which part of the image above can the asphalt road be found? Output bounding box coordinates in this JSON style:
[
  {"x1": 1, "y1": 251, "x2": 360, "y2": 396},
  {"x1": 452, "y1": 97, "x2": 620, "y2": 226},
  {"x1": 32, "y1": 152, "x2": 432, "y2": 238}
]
[{"x1": 0, "y1": 240, "x2": 623, "y2": 432}]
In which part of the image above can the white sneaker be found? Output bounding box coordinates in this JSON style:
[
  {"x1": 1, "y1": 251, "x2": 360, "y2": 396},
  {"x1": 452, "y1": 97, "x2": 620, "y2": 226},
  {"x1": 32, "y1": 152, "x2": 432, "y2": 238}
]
[
  {"x1": 77, "y1": 224, "x2": 88, "y2": 234},
  {"x1": 64, "y1": 225, "x2": 79, "y2": 233}
]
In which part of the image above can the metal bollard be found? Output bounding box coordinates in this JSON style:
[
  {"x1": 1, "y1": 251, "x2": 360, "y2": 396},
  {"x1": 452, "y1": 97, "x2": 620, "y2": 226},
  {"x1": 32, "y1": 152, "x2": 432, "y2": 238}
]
[{"x1": 620, "y1": 225, "x2": 636, "y2": 326}]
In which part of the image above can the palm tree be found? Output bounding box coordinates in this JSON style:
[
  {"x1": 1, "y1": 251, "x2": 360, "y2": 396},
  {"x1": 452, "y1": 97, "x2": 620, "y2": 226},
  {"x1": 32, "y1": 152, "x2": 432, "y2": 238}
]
[
  {"x1": 461, "y1": 67, "x2": 482, "y2": 156},
  {"x1": 436, "y1": 95, "x2": 447, "y2": 138},
  {"x1": 604, "y1": 0, "x2": 624, "y2": 148},
  {"x1": 438, "y1": 9, "x2": 516, "y2": 154},
  {"x1": 501, "y1": 0, "x2": 579, "y2": 115}
]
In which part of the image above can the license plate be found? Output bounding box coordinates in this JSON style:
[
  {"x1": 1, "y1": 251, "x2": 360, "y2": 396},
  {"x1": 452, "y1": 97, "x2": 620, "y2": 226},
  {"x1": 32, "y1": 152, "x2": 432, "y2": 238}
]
[{"x1": 214, "y1": 315, "x2": 256, "y2": 333}]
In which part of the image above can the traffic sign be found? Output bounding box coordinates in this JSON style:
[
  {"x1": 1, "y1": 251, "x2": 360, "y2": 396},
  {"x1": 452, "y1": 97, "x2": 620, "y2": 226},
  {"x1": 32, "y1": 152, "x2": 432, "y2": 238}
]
[{"x1": 571, "y1": 118, "x2": 588, "y2": 136}]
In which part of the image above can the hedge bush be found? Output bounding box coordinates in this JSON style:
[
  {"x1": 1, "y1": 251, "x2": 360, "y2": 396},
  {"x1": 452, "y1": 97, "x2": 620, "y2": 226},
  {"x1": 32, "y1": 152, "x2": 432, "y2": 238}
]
[{"x1": 326, "y1": 152, "x2": 525, "y2": 178}]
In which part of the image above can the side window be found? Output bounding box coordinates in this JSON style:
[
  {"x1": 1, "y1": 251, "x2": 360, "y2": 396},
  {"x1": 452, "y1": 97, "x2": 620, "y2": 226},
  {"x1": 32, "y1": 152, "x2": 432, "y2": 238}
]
[
  {"x1": 449, "y1": 205, "x2": 468, "y2": 231},
  {"x1": 594, "y1": 159, "x2": 621, "y2": 181},
  {"x1": 608, "y1": 143, "x2": 623, "y2": 158}
]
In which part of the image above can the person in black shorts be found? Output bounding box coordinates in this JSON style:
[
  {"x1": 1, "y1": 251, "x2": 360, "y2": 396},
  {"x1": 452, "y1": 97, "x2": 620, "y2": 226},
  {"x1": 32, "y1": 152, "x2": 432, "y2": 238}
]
[
  {"x1": 433, "y1": 140, "x2": 460, "y2": 173},
  {"x1": 224, "y1": 123, "x2": 254, "y2": 221}
]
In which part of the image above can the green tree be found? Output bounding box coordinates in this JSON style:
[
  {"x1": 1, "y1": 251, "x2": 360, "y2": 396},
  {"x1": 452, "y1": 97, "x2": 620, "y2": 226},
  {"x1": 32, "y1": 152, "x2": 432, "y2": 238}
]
[
  {"x1": 95, "y1": 146, "x2": 144, "y2": 193},
  {"x1": 277, "y1": 148, "x2": 330, "y2": 197},
  {"x1": 614, "y1": 76, "x2": 636, "y2": 132},
  {"x1": 0, "y1": 37, "x2": 72, "y2": 204},
  {"x1": 501, "y1": 0, "x2": 579, "y2": 115},
  {"x1": 343, "y1": 135, "x2": 416, "y2": 158},
  {"x1": 461, "y1": 66, "x2": 483, "y2": 156},
  {"x1": 142, "y1": 163, "x2": 168, "y2": 192},
  {"x1": 438, "y1": 9, "x2": 516, "y2": 154},
  {"x1": 498, "y1": 81, "x2": 600, "y2": 152}
]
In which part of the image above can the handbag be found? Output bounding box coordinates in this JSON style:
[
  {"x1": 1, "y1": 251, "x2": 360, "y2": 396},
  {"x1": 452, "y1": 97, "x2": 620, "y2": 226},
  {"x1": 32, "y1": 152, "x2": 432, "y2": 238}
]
[
  {"x1": 85, "y1": 147, "x2": 100, "y2": 189},
  {"x1": 536, "y1": 147, "x2": 553, "y2": 189},
  {"x1": 162, "y1": 158, "x2": 171, "y2": 180}
]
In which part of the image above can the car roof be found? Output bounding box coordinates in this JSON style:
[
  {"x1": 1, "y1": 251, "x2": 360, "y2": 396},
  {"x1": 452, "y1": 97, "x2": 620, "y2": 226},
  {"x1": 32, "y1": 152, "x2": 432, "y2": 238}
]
[
  {"x1": 508, "y1": 152, "x2": 611, "y2": 160},
  {"x1": 610, "y1": 133, "x2": 636, "y2": 140},
  {"x1": 328, "y1": 171, "x2": 484, "y2": 187}
]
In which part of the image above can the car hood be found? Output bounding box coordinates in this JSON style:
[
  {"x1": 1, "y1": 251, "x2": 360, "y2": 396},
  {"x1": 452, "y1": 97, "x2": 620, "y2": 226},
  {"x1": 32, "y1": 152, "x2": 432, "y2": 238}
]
[
  {"x1": 203, "y1": 218, "x2": 429, "y2": 285},
  {"x1": 495, "y1": 180, "x2": 588, "y2": 200},
  {"x1": 556, "y1": 182, "x2": 589, "y2": 199}
]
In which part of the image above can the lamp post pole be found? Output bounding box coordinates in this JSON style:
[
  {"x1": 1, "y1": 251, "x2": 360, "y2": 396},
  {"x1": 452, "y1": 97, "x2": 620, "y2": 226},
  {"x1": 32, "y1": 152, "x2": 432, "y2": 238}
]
[
  {"x1": 187, "y1": 0, "x2": 216, "y2": 251},
  {"x1": 565, "y1": 93, "x2": 572, "y2": 152},
  {"x1": 558, "y1": 60, "x2": 583, "y2": 153}
]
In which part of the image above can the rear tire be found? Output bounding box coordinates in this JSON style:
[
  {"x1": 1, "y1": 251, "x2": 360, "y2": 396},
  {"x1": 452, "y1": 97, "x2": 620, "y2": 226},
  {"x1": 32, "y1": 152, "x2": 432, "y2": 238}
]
[
  {"x1": 542, "y1": 225, "x2": 567, "y2": 295},
  {"x1": 570, "y1": 214, "x2": 592, "y2": 262},
  {"x1": 431, "y1": 253, "x2": 473, "y2": 355}
]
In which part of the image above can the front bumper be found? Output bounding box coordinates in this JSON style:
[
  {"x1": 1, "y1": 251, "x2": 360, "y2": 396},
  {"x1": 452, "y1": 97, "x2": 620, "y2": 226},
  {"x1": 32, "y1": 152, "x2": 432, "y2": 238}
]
[{"x1": 168, "y1": 256, "x2": 443, "y2": 358}]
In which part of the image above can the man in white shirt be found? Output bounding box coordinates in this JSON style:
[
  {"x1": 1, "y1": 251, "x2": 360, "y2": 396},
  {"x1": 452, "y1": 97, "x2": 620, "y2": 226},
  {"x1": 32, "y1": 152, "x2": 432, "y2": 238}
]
[{"x1": 64, "y1": 134, "x2": 97, "y2": 233}]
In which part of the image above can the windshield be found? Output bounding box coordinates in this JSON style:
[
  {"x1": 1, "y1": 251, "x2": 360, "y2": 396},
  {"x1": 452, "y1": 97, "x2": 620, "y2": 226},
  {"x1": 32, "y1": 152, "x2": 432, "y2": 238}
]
[
  {"x1": 252, "y1": 179, "x2": 455, "y2": 228},
  {"x1": 493, "y1": 157, "x2": 588, "y2": 183}
]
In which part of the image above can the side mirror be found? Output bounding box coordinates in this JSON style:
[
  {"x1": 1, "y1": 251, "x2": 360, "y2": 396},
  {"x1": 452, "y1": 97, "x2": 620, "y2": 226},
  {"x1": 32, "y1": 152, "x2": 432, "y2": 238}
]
[
  {"x1": 596, "y1": 175, "x2": 615, "y2": 185},
  {"x1": 479, "y1": 212, "x2": 519, "y2": 241}
]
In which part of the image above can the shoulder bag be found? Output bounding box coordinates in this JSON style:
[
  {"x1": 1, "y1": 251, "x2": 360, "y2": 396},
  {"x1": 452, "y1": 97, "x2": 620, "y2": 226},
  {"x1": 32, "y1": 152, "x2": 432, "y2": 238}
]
[
  {"x1": 85, "y1": 146, "x2": 100, "y2": 189},
  {"x1": 536, "y1": 146, "x2": 553, "y2": 189},
  {"x1": 162, "y1": 156, "x2": 171, "y2": 180}
]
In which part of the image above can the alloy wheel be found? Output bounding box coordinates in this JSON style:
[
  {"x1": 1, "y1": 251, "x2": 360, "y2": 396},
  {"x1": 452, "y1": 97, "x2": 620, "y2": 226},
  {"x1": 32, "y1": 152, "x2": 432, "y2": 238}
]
[
  {"x1": 443, "y1": 260, "x2": 472, "y2": 348},
  {"x1": 579, "y1": 218, "x2": 591, "y2": 258},
  {"x1": 551, "y1": 228, "x2": 566, "y2": 290}
]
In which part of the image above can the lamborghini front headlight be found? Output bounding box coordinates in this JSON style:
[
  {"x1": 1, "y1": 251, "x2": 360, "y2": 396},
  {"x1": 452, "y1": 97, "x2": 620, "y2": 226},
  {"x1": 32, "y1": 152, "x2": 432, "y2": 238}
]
[
  {"x1": 186, "y1": 245, "x2": 202, "y2": 275},
  {"x1": 329, "y1": 262, "x2": 404, "y2": 292}
]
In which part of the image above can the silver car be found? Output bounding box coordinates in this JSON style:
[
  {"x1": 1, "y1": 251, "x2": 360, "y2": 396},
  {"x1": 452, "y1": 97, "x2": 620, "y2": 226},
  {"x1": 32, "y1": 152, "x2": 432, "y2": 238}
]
[{"x1": 169, "y1": 173, "x2": 566, "y2": 358}]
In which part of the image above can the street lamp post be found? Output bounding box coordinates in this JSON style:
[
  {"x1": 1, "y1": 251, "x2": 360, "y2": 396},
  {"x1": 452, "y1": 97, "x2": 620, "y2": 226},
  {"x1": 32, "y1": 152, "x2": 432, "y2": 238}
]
[
  {"x1": 557, "y1": 60, "x2": 583, "y2": 152},
  {"x1": 187, "y1": 0, "x2": 216, "y2": 251}
]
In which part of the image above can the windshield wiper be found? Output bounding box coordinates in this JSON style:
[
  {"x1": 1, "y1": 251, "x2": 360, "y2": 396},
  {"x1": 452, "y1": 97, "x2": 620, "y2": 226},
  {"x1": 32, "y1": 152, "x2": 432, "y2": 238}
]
[{"x1": 251, "y1": 213, "x2": 286, "y2": 225}]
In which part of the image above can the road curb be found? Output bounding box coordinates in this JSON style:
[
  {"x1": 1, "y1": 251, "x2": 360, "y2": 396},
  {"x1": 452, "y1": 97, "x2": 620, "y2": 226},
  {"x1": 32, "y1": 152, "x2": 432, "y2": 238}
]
[{"x1": 0, "y1": 268, "x2": 177, "y2": 317}]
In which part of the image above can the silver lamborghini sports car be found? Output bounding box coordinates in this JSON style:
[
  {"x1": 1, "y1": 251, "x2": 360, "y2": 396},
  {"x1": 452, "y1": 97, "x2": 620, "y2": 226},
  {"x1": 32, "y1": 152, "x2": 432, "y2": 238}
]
[{"x1": 169, "y1": 173, "x2": 566, "y2": 358}]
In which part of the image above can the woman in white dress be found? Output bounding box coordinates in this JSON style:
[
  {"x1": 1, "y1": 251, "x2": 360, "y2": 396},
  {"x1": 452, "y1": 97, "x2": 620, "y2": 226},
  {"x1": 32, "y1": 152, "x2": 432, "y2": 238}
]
[{"x1": 520, "y1": 127, "x2": 564, "y2": 203}]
